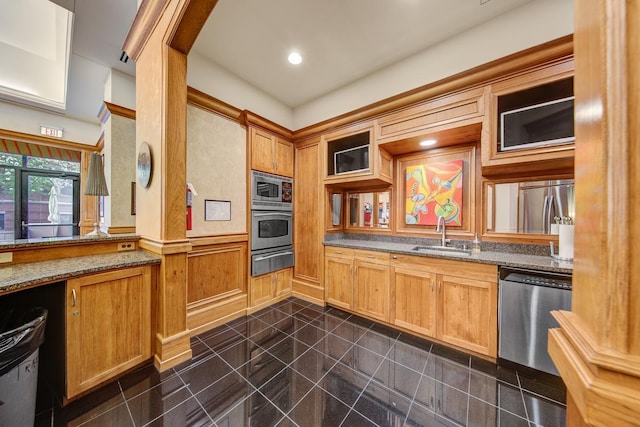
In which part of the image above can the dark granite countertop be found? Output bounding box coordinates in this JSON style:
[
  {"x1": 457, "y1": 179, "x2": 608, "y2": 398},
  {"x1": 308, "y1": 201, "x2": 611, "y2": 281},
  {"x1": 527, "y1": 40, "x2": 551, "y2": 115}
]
[
  {"x1": 0, "y1": 251, "x2": 161, "y2": 295},
  {"x1": 0, "y1": 234, "x2": 140, "y2": 250},
  {"x1": 324, "y1": 239, "x2": 573, "y2": 274}
]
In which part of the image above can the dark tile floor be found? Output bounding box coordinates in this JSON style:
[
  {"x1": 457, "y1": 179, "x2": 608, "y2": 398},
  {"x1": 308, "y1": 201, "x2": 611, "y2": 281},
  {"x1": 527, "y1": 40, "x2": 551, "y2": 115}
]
[{"x1": 35, "y1": 297, "x2": 566, "y2": 426}]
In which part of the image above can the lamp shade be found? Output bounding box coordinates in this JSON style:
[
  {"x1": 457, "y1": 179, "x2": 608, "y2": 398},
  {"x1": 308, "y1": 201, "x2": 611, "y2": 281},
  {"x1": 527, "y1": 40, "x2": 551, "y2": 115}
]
[{"x1": 84, "y1": 152, "x2": 109, "y2": 196}]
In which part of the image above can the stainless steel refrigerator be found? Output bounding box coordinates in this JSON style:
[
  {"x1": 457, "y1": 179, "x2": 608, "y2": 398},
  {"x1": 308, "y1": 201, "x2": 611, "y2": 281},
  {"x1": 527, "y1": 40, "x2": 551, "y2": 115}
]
[{"x1": 518, "y1": 180, "x2": 574, "y2": 234}]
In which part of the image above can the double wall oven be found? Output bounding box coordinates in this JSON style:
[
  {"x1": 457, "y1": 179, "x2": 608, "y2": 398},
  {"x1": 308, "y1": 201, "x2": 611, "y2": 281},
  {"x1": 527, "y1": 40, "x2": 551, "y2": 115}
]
[{"x1": 250, "y1": 170, "x2": 294, "y2": 276}]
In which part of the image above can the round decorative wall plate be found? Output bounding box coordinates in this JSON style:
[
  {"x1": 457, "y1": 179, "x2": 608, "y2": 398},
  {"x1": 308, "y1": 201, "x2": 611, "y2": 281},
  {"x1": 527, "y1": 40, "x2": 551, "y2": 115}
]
[{"x1": 137, "y1": 141, "x2": 152, "y2": 188}]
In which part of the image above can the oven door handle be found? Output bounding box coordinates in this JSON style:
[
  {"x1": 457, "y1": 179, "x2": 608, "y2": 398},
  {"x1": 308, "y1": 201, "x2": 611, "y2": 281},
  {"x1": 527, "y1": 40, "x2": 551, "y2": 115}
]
[
  {"x1": 253, "y1": 212, "x2": 292, "y2": 217},
  {"x1": 254, "y1": 251, "x2": 293, "y2": 261}
]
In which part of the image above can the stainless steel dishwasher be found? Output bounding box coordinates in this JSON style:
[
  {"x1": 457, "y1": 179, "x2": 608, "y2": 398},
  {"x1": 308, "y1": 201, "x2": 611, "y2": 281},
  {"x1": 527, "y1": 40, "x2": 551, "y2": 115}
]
[{"x1": 498, "y1": 267, "x2": 572, "y2": 376}]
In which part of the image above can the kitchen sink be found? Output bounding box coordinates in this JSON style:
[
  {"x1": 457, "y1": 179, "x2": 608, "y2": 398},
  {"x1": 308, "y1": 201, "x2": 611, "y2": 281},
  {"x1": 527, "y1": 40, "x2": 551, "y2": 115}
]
[{"x1": 411, "y1": 245, "x2": 472, "y2": 255}]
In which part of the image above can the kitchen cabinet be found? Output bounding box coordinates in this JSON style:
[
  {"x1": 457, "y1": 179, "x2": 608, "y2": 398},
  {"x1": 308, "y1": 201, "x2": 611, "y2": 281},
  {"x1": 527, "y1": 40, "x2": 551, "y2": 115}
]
[
  {"x1": 250, "y1": 126, "x2": 294, "y2": 177},
  {"x1": 437, "y1": 274, "x2": 497, "y2": 356},
  {"x1": 392, "y1": 267, "x2": 437, "y2": 337},
  {"x1": 249, "y1": 267, "x2": 292, "y2": 310},
  {"x1": 391, "y1": 254, "x2": 498, "y2": 357},
  {"x1": 353, "y1": 250, "x2": 390, "y2": 323},
  {"x1": 482, "y1": 57, "x2": 575, "y2": 177},
  {"x1": 66, "y1": 266, "x2": 152, "y2": 398},
  {"x1": 324, "y1": 247, "x2": 354, "y2": 310},
  {"x1": 376, "y1": 86, "x2": 486, "y2": 150},
  {"x1": 293, "y1": 138, "x2": 324, "y2": 304},
  {"x1": 322, "y1": 122, "x2": 392, "y2": 188},
  {"x1": 324, "y1": 247, "x2": 390, "y2": 323}
]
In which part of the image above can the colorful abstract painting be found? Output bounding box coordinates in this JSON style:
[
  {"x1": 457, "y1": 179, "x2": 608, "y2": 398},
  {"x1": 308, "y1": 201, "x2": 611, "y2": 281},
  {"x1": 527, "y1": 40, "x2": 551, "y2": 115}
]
[{"x1": 405, "y1": 159, "x2": 463, "y2": 226}]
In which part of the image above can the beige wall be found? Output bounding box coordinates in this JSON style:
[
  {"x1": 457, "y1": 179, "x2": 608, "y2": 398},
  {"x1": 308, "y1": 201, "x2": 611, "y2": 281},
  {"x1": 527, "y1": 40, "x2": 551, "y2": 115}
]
[
  {"x1": 186, "y1": 105, "x2": 246, "y2": 236},
  {"x1": 103, "y1": 114, "x2": 136, "y2": 229}
]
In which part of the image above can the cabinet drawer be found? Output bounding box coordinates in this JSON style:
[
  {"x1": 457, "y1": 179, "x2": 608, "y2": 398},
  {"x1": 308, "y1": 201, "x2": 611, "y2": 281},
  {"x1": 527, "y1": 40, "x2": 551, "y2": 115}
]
[
  {"x1": 325, "y1": 246, "x2": 354, "y2": 259},
  {"x1": 354, "y1": 249, "x2": 390, "y2": 265},
  {"x1": 391, "y1": 254, "x2": 497, "y2": 283}
]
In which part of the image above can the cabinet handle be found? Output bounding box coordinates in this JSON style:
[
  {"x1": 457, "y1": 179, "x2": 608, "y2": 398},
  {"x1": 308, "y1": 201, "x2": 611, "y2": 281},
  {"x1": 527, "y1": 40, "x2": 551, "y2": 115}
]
[
  {"x1": 431, "y1": 280, "x2": 434, "y2": 291},
  {"x1": 355, "y1": 266, "x2": 358, "y2": 274},
  {"x1": 438, "y1": 281, "x2": 442, "y2": 293},
  {"x1": 275, "y1": 160, "x2": 279, "y2": 170},
  {"x1": 71, "y1": 288, "x2": 77, "y2": 307}
]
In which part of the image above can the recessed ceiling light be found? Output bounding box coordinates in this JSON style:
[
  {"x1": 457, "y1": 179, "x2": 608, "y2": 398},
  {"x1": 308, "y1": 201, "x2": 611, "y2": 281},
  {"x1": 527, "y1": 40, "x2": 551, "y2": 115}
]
[
  {"x1": 288, "y1": 52, "x2": 302, "y2": 65},
  {"x1": 420, "y1": 139, "x2": 437, "y2": 147}
]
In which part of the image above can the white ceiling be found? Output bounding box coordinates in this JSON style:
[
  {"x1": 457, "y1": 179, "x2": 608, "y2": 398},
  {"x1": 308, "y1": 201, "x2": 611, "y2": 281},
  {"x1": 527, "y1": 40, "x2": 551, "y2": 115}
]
[
  {"x1": 193, "y1": 0, "x2": 535, "y2": 108},
  {"x1": 4, "y1": 0, "x2": 541, "y2": 127}
]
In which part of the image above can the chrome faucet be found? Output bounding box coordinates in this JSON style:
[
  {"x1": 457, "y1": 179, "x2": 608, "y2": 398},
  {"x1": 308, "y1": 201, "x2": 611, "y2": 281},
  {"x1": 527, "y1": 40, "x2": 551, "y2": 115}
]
[{"x1": 435, "y1": 215, "x2": 449, "y2": 247}]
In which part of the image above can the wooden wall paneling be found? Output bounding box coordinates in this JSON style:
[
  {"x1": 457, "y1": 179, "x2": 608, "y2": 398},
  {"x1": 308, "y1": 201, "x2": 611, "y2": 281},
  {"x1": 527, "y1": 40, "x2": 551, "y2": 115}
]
[
  {"x1": 187, "y1": 243, "x2": 246, "y2": 303},
  {"x1": 547, "y1": 0, "x2": 640, "y2": 424},
  {"x1": 186, "y1": 232, "x2": 248, "y2": 336}
]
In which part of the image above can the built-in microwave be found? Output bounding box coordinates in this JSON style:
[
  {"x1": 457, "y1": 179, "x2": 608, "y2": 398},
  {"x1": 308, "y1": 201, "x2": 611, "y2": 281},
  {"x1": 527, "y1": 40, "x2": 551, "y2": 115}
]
[
  {"x1": 500, "y1": 96, "x2": 575, "y2": 152},
  {"x1": 334, "y1": 144, "x2": 369, "y2": 175},
  {"x1": 251, "y1": 170, "x2": 293, "y2": 211}
]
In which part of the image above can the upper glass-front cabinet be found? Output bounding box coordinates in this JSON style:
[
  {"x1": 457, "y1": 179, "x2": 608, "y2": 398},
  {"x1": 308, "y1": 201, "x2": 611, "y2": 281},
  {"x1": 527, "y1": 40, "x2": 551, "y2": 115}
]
[
  {"x1": 484, "y1": 178, "x2": 574, "y2": 237},
  {"x1": 346, "y1": 191, "x2": 391, "y2": 230}
]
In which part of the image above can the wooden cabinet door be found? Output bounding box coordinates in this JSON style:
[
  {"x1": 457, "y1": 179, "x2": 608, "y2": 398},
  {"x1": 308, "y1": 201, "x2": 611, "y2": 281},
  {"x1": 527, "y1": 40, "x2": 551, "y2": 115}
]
[
  {"x1": 251, "y1": 127, "x2": 276, "y2": 173},
  {"x1": 436, "y1": 275, "x2": 497, "y2": 357},
  {"x1": 250, "y1": 273, "x2": 275, "y2": 307},
  {"x1": 354, "y1": 261, "x2": 390, "y2": 322},
  {"x1": 66, "y1": 267, "x2": 151, "y2": 398},
  {"x1": 274, "y1": 138, "x2": 294, "y2": 177},
  {"x1": 274, "y1": 267, "x2": 292, "y2": 297},
  {"x1": 324, "y1": 256, "x2": 353, "y2": 310},
  {"x1": 392, "y1": 267, "x2": 436, "y2": 338}
]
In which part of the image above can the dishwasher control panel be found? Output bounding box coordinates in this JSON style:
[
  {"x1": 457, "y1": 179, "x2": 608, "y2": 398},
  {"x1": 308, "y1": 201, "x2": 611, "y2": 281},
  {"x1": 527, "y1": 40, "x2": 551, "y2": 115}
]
[{"x1": 501, "y1": 269, "x2": 572, "y2": 290}]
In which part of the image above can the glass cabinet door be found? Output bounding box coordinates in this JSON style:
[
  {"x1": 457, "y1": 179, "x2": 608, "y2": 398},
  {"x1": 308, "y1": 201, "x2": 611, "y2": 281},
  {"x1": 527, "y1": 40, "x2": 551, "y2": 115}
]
[{"x1": 347, "y1": 191, "x2": 391, "y2": 229}]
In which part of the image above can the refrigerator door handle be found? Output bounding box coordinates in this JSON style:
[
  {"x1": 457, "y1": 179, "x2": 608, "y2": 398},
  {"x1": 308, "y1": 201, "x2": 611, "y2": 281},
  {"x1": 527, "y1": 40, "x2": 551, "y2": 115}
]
[
  {"x1": 543, "y1": 195, "x2": 554, "y2": 234},
  {"x1": 542, "y1": 195, "x2": 549, "y2": 234}
]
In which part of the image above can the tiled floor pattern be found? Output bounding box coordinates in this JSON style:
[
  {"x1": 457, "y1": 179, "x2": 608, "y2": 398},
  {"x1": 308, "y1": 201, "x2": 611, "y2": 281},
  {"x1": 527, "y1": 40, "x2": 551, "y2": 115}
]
[{"x1": 36, "y1": 297, "x2": 566, "y2": 426}]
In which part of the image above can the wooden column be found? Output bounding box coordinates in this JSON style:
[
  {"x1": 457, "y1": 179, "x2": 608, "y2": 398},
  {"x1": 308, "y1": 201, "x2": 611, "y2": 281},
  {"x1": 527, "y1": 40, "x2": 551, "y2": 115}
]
[
  {"x1": 548, "y1": 0, "x2": 640, "y2": 424},
  {"x1": 123, "y1": 0, "x2": 218, "y2": 371}
]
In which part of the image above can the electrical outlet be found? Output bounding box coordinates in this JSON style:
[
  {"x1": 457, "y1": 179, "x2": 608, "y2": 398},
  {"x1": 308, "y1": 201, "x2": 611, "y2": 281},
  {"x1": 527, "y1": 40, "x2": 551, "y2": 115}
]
[
  {"x1": 117, "y1": 242, "x2": 135, "y2": 252},
  {"x1": 0, "y1": 252, "x2": 13, "y2": 263}
]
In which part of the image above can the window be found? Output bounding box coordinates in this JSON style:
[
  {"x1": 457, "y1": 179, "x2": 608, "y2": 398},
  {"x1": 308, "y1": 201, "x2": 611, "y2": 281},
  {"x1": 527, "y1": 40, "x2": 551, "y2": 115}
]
[{"x1": 0, "y1": 153, "x2": 80, "y2": 240}]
